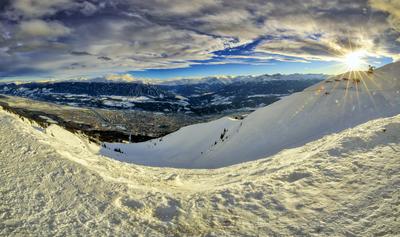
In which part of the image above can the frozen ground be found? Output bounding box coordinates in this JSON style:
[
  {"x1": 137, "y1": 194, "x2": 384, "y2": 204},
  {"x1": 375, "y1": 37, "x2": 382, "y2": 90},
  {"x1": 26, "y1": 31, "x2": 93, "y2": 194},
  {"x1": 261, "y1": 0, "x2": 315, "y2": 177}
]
[{"x1": 0, "y1": 108, "x2": 399, "y2": 236}]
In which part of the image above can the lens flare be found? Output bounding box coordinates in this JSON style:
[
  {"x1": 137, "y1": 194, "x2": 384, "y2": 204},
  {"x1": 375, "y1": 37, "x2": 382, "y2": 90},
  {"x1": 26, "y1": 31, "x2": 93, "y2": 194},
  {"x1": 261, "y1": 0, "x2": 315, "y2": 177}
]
[{"x1": 342, "y1": 50, "x2": 367, "y2": 71}]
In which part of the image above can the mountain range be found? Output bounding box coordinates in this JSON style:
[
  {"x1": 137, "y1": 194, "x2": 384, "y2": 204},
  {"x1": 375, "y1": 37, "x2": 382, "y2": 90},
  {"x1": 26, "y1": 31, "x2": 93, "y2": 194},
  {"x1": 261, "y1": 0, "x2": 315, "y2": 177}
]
[{"x1": 0, "y1": 74, "x2": 326, "y2": 115}]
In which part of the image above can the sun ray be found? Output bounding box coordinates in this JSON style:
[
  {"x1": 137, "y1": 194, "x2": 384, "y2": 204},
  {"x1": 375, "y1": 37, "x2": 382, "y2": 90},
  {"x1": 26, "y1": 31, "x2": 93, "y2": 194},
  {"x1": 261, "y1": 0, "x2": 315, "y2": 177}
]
[
  {"x1": 358, "y1": 71, "x2": 378, "y2": 109},
  {"x1": 365, "y1": 70, "x2": 383, "y2": 91}
]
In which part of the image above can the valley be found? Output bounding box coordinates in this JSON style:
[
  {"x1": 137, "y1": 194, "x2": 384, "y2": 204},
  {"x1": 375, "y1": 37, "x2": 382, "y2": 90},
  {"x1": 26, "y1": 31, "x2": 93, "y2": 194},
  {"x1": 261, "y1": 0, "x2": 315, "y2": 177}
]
[
  {"x1": 0, "y1": 95, "x2": 209, "y2": 143},
  {"x1": 0, "y1": 74, "x2": 324, "y2": 144}
]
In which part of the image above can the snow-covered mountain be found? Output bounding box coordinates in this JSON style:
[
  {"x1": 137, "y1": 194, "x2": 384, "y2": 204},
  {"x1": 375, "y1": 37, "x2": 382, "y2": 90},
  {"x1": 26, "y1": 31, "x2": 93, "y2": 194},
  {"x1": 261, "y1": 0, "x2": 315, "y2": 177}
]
[
  {"x1": 102, "y1": 61, "x2": 400, "y2": 168},
  {"x1": 0, "y1": 75, "x2": 323, "y2": 115},
  {"x1": 156, "y1": 73, "x2": 328, "y2": 86},
  {"x1": 0, "y1": 102, "x2": 399, "y2": 236}
]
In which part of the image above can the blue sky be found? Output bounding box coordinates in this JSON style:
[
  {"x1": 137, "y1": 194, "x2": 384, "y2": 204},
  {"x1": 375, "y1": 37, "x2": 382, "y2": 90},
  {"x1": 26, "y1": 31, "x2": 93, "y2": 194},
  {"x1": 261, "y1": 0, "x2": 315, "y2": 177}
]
[
  {"x1": 0, "y1": 0, "x2": 399, "y2": 82},
  {"x1": 131, "y1": 57, "x2": 394, "y2": 80}
]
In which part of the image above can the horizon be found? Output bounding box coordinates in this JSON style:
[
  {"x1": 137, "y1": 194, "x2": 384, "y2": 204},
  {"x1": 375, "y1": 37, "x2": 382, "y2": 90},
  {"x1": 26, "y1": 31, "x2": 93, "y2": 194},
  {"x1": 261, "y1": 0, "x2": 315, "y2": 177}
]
[{"x1": 1, "y1": 59, "x2": 396, "y2": 84}]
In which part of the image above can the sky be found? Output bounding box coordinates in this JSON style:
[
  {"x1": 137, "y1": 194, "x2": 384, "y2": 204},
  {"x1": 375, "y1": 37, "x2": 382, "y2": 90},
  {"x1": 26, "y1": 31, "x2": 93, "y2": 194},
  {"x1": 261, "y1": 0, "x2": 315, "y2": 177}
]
[{"x1": 0, "y1": 0, "x2": 399, "y2": 82}]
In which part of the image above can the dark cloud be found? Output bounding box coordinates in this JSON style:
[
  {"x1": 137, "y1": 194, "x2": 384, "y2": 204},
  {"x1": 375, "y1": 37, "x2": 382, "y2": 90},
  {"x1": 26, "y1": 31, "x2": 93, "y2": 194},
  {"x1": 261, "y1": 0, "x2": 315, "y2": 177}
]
[
  {"x1": 0, "y1": 0, "x2": 399, "y2": 79},
  {"x1": 370, "y1": 0, "x2": 400, "y2": 39},
  {"x1": 71, "y1": 51, "x2": 92, "y2": 56},
  {"x1": 98, "y1": 56, "x2": 112, "y2": 61},
  {"x1": 0, "y1": 67, "x2": 48, "y2": 77}
]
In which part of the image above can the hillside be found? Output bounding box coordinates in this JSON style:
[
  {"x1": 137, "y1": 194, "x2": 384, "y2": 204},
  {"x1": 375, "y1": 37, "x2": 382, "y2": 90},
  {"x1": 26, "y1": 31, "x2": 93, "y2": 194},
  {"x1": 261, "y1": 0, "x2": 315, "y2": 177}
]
[
  {"x1": 102, "y1": 62, "x2": 400, "y2": 168},
  {"x1": 0, "y1": 106, "x2": 399, "y2": 236}
]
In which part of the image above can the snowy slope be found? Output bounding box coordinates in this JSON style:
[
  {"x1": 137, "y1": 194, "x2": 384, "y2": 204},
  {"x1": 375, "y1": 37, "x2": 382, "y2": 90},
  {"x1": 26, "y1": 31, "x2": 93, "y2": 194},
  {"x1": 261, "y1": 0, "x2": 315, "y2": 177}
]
[
  {"x1": 103, "y1": 62, "x2": 400, "y2": 168},
  {"x1": 1, "y1": 107, "x2": 399, "y2": 236}
]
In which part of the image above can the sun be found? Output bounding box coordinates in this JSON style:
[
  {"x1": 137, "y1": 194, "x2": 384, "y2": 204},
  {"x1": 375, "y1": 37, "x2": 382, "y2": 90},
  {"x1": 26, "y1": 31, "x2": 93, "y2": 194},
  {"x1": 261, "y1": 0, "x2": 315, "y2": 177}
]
[{"x1": 342, "y1": 50, "x2": 367, "y2": 71}]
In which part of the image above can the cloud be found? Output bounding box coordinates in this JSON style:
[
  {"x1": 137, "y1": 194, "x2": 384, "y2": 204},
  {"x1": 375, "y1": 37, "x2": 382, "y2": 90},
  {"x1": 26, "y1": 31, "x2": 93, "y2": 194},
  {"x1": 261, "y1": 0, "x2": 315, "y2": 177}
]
[
  {"x1": 7, "y1": 0, "x2": 72, "y2": 18},
  {"x1": 370, "y1": 0, "x2": 400, "y2": 19},
  {"x1": 369, "y1": 0, "x2": 400, "y2": 59},
  {"x1": 18, "y1": 20, "x2": 71, "y2": 38},
  {"x1": 129, "y1": 0, "x2": 221, "y2": 16},
  {"x1": 98, "y1": 56, "x2": 112, "y2": 61},
  {"x1": 256, "y1": 39, "x2": 340, "y2": 61},
  {"x1": 104, "y1": 74, "x2": 138, "y2": 82},
  {"x1": 71, "y1": 51, "x2": 92, "y2": 56},
  {"x1": 79, "y1": 1, "x2": 98, "y2": 16},
  {"x1": 0, "y1": 0, "x2": 399, "y2": 80},
  {"x1": 370, "y1": 0, "x2": 400, "y2": 31}
]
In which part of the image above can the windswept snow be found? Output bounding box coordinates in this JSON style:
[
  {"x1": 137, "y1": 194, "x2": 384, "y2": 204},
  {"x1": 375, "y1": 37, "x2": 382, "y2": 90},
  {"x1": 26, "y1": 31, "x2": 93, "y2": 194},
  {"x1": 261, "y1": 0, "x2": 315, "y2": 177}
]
[
  {"x1": 1, "y1": 107, "x2": 399, "y2": 236},
  {"x1": 102, "y1": 62, "x2": 400, "y2": 168}
]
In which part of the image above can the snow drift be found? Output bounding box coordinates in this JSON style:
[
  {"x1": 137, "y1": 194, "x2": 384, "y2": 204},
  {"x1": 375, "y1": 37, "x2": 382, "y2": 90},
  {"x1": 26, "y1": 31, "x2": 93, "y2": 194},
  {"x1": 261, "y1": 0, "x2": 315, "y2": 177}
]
[
  {"x1": 102, "y1": 61, "x2": 400, "y2": 168},
  {"x1": 1, "y1": 105, "x2": 399, "y2": 236}
]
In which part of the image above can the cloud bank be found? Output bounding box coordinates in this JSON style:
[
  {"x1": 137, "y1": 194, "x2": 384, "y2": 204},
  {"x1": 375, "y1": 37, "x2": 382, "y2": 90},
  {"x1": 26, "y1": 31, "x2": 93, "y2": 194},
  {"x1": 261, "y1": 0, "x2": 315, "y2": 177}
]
[{"x1": 0, "y1": 0, "x2": 399, "y2": 80}]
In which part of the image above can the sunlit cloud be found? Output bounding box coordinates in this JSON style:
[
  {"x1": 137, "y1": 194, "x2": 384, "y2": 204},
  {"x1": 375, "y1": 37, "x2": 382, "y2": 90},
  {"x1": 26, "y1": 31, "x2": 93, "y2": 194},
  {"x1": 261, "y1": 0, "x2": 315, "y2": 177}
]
[
  {"x1": 0, "y1": 0, "x2": 399, "y2": 80},
  {"x1": 18, "y1": 19, "x2": 71, "y2": 38}
]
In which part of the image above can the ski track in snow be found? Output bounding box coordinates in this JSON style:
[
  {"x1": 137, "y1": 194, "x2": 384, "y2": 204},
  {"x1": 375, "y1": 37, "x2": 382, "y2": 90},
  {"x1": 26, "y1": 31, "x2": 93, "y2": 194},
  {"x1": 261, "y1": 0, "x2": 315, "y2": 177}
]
[{"x1": 0, "y1": 108, "x2": 399, "y2": 236}]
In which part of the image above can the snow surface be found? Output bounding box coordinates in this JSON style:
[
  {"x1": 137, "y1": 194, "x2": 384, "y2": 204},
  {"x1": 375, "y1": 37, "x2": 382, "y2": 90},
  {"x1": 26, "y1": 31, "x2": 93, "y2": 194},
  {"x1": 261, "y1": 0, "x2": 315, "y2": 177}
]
[
  {"x1": 0, "y1": 107, "x2": 399, "y2": 236},
  {"x1": 102, "y1": 62, "x2": 400, "y2": 168}
]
